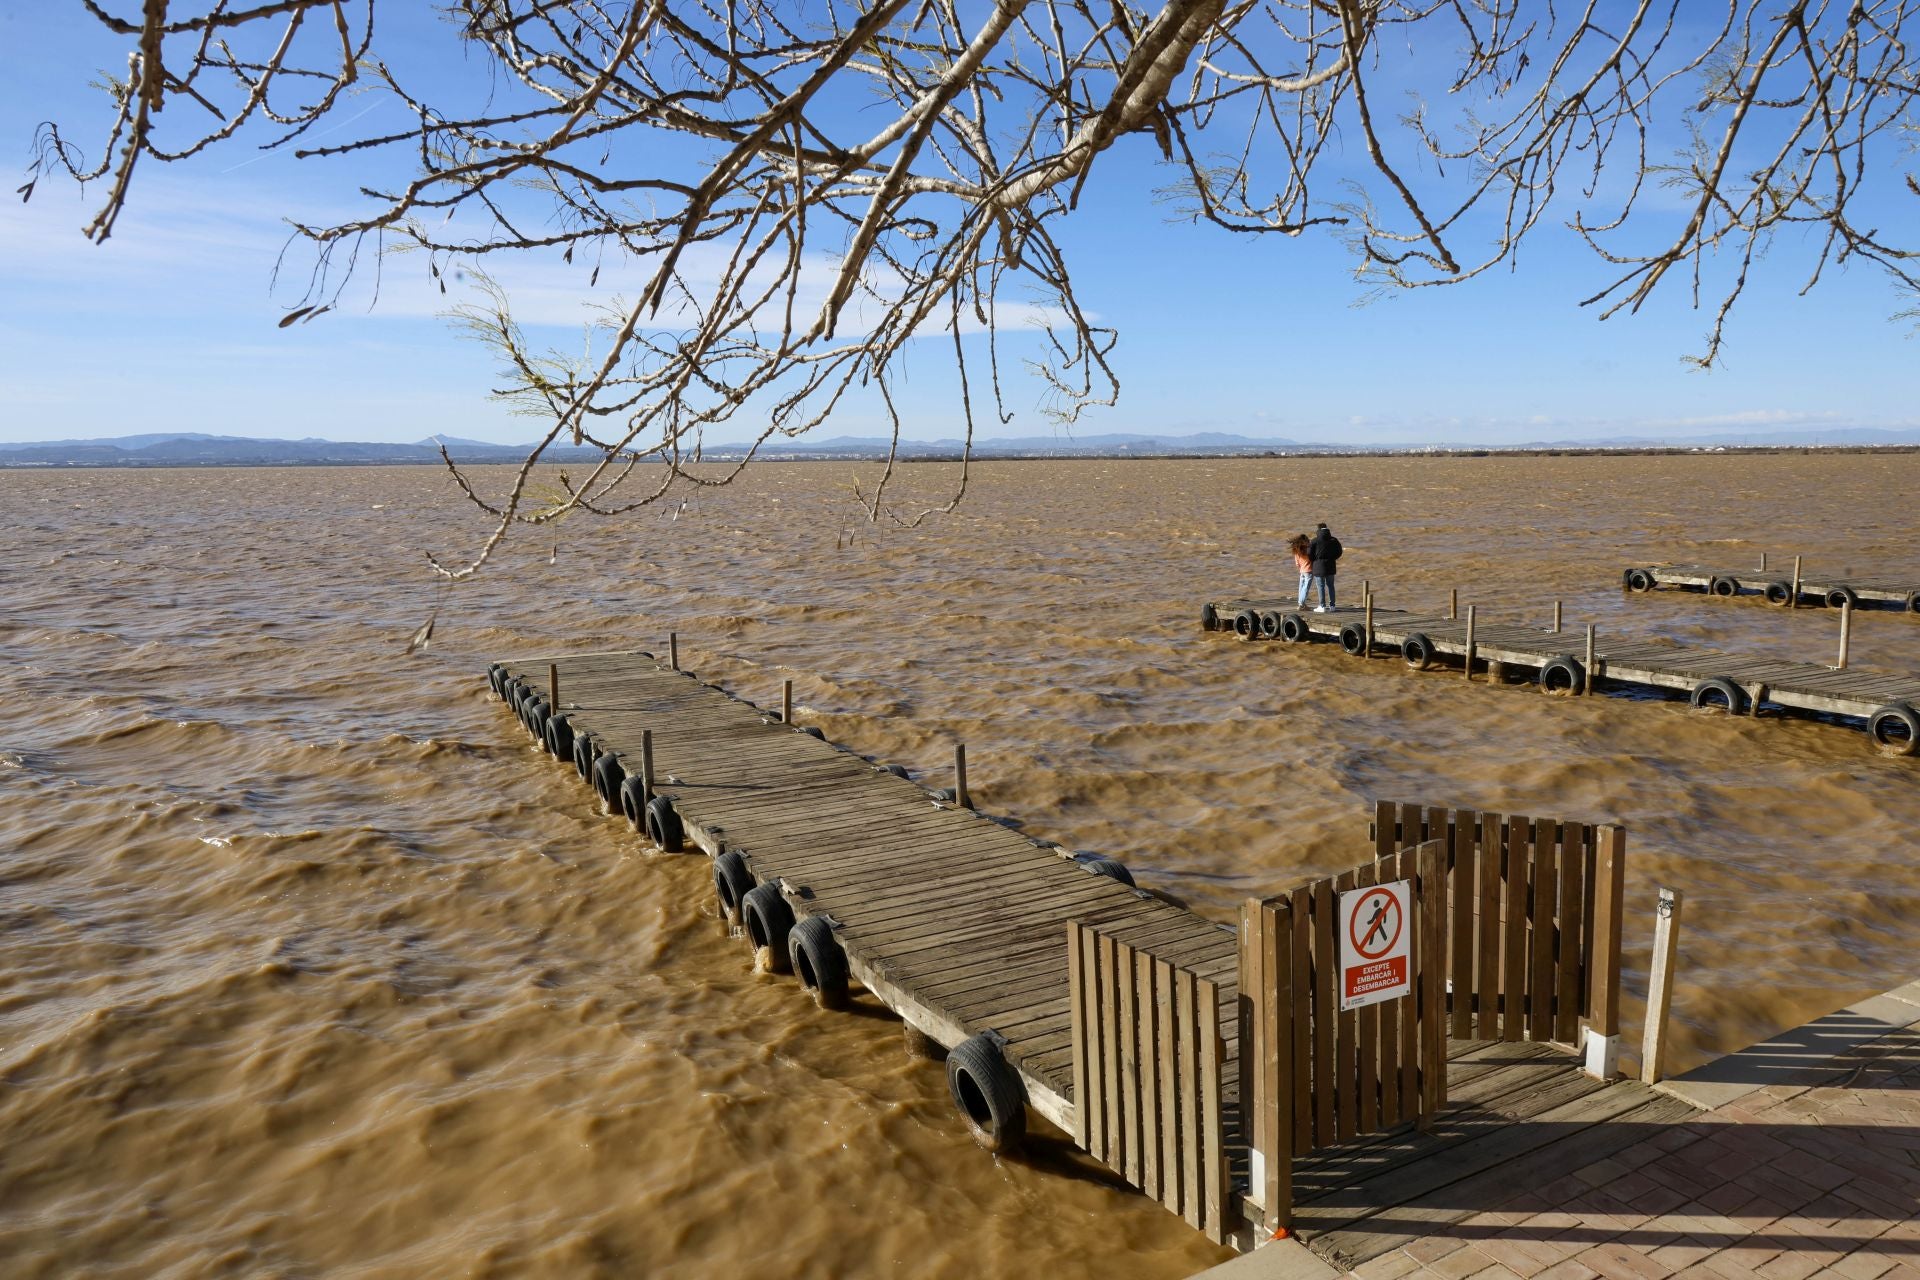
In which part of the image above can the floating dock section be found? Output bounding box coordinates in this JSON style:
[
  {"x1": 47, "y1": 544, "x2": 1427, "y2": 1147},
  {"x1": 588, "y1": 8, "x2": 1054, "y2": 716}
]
[
  {"x1": 1625, "y1": 561, "x2": 1919, "y2": 611},
  {"x1": 490, "y1": 650, "x2": 1239, "y2": 1141},
  {"x1": 1203, "y1": 598, "x2": 1920, "y2": 757}
]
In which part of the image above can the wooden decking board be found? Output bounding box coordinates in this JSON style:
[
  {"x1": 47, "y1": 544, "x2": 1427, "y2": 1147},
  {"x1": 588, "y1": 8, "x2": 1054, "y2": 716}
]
[
  {"x1": 745, "y1": 825, "x2": 1068, "y2": 885},
  {"x1": 989, "y1": 948, "x2": 1240, "y2": 1038},
  {"x1": 834, "y1": 879, "x2": 1160, "y2": 952},
  {"x1": 1306, "y1": 1092, "x2": 1698, "y2": 1266},
  {"x1": 875, "y1": 913, "x2": 1224, "y2": 995},
  {"x1": 1289, "y1": 1072, "x2": 1660, "y2": 1259},
  {"x1": 778, "y1": 849, "x2": 1098, "y2": 910},
  {"x1": 929, "y1": 925, "x2": 1226, "y2": 1014},
  {"x1": 856, "y1": 900, "x2": 1179, "y2": 979}
]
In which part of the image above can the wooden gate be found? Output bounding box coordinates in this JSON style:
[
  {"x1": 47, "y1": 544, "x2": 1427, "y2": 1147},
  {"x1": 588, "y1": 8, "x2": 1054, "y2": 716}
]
[
  {"x1": 1067, "y1": 922, "x2": 1234, "y2": 1244},
  {"x1": 1371, "y1": 802, "x2": 1625, "y2": 1051},
  {"x1": 1239, "y1": 838, "x2": 1449, "y2": 1226}
]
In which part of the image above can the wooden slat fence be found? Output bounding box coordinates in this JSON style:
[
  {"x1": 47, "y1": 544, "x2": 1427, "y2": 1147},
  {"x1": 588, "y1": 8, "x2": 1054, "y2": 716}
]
[
  {"x1": 1239, "y1": 839, "x2": 1449, "y2": 1227},
  {"x1": 1372, "y1": 802, "x2": 1626, "y2": 1049},
  {"x1": 1068, "y1": 922, "x2": 1233, "y2": 1244}
]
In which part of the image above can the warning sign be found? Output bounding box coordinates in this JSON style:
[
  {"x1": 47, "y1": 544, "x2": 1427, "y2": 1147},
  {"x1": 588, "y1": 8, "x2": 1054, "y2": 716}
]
[{"x1": 1338, "y1": 880, "x2": 1413, "y2": 1011}]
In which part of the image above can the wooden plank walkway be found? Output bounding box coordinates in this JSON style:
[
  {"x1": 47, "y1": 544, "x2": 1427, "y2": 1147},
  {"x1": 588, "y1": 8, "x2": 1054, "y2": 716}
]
[
  {"x1": 1287, "y1": 1039, "x2": 1695, "y2": 1269},
  {"x1": 1205, "y1": 599, "x2": 1920, "y2": 757},
  {"x1": 492, "y1": 649, "x2": 1240, "y2": 1135},
  {"x1": 1627, "y1": 561, "x2": 1919, "y2": 611}
]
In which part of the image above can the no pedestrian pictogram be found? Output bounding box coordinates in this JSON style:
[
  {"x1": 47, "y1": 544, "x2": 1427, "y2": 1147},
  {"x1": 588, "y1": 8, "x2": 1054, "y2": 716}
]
[{"x1": 1338, "y1": 880, "x2": 1413, "y2": 1011}]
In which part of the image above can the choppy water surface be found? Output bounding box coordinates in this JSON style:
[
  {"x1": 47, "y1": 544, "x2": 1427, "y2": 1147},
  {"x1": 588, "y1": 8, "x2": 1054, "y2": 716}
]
[{"x1": 4, "y1": 454, "x2": 1918, "y2": 1277}]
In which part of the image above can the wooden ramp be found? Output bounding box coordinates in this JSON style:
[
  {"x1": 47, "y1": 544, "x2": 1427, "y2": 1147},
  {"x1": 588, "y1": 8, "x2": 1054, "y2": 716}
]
[
  {"x1": 1205, "y1": 599, "x2": 1920, "y2": 757},
  {"x1": 490, "y1": 649, "x2": 1239, "y2": 1137},
  {"x1": 1625, "y1": 561, "x2": 1918, "y2": 611},
  {"x1": 1289, "y1": 1039, "x2": 1695, "y2": 1269}
]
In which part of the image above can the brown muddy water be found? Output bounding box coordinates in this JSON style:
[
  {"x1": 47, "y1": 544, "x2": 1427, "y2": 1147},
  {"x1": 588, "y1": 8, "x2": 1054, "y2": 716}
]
[{"x1": 4, "y1": 454, "x2": 1918, "y2": 1278}]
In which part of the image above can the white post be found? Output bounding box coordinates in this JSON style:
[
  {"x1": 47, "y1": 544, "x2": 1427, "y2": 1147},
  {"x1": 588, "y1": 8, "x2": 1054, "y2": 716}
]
[
  {"x1": 1836, "y1": 603, "x2": 1853, "y2": 670},
  {"x1": 1641, "y1": 888, "x2": 1683, "y2": 1085}
]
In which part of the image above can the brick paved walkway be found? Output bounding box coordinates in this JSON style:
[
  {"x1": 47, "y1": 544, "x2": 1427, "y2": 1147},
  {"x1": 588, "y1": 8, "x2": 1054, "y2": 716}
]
[{"x1": 1348, "y1": 1025, "x2": 1920, "y2": 1280}]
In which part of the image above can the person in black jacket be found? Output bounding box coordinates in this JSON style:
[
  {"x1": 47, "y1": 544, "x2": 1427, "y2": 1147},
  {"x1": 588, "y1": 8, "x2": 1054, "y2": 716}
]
[{"x1": 1307, "y1": 522, "x2": 1342, "y2": 611}]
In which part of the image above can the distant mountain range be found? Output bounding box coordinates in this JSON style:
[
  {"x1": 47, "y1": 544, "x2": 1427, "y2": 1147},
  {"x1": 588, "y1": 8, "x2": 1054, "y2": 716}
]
[{"x1": 3, "y1": 426, "x2": 1918, "y2": 467}]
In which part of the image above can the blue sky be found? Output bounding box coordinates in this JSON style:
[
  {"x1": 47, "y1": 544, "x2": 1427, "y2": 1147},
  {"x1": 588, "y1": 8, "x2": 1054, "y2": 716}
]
[{"x1": 2, "y1": 6, "x2": 1916, "y2": 448}]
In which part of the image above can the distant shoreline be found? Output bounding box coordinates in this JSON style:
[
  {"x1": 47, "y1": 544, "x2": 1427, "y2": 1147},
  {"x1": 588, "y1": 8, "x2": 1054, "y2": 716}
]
[{"x1": 5, "y1": 443, "x2": 1919, "y2": 470}]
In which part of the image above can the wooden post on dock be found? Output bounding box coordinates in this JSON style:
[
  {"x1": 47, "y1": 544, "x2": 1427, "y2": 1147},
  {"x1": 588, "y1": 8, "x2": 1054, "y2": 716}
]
[
  {"x1": 1583, "y1": 625, "x2": 1596, "y2": 696},
  {"x1": 1836, "y1": 603, "x2": 1853, "y2": 670},
  {"x1": 1364, "y1": 591, "x2": 1375, "y2": 659},
  {"x1": 640, "y1": 729, "x2": 655, "y2": 804},
  {"x1": 1641, "y1": 888, "x2": 1683, "y2": 1085},
  {"x1": 781, "y1": 679, "x2": 793, "y2": 725},
  {"x1": 1791, "y1": 556, "x2": 1802, "y2": 610},
  {"x1": 1463, "y1": 605, "x2": 1477, "y2": 681},
  {"x1": 1449, "y1": 588, "x2": 1458, "y2": 620},
  {"x1": 1760, "y1": 551, "x2": 1768, "y2": 571},
  {"x1": 1584, "y1": 826, "x2": 1626, "y2": 1079},
  {"x1": 1553, "y1": 600, "x2": 1563, "y2": 633},
  {"x1": 548, "y1": 662, "x2": 559, "y2": 709},
  {"x1": 954, "y1": 743, "x2": 971, "y2": 810},
  {"x1": 670, "y1": 632, "x2": 680, "y2": 671}
]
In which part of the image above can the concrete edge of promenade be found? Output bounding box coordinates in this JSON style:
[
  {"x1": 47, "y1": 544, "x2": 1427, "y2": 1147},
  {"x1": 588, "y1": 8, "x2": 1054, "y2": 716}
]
[{"x1": 1193, "y1": 975, "x2": 1920, "y2": 1279}]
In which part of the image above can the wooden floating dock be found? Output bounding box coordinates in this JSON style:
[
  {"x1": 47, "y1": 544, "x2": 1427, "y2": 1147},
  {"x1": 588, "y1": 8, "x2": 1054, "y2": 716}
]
[
  {"x1": 490, "y1": 649, "x2": 1240, "y2": 1140},
  {"x1": 1203, "y1": 598, "x2": 1920, "y2": 757},
  {"x1": 1625, "y1": 560, "x2": 1919, "y2": 611},
  {"x1": 489, "y1": 650, "x2": 1699, "y2": 1265}
]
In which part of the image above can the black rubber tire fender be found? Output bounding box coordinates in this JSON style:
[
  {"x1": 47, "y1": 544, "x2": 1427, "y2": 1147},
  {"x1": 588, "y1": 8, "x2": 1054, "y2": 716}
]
[
  {"x1": 713, "y1": 850, "x2": 754, "y2": 922},
  {"x1": 1907, "y1": 592, "x2": 1920, "y2": 614},
  {"x1": 1233, "y1": 609, "x2": 1259, "y2": 638},
  {"x1": 741, "y1": 882, "x2": 794, "y2": 973},
  {"x1": 885, "y1": 764, "x2": 910, "y2": 779},
  {"x1": 1827, "y1": 586, "x2": 1859, "y2": 610},
  {"x1": 618, "y1": 774, "x2": 648, "y2": 829},
  {"x1": 1201, "y1": 603, "x2": 1218, "y2": 632},
  {"x1": 1708, "y1": 575, "x2": 1738, "y2": 598},
  {"x1": 645, "y1": 795, "x2": 685, "y2": 852},
  {"x1": 572, "y1": 732, "x2": 598, "y2": 780},
  {"x1": 1401, "y1": 632, "x2": 1436, "y2": 671},
  {"x1": 1338, "y1": 623, "x2": 1368, "y2": 656},
  {"x1": 524, "y1": 697, "x2": 551, "y2": 741},
  {"x1": 1279, "y1": 613, "x2": 1311, "y2": 643},
  {"x1": 590, "y1": 752, "x2": 624, "y2": 807},
  {"x1": 488, "y1": 663, "x2": 506, "y2": 697},
  {"x1": 544, "y1": 713, "x2": 573, "y2": 759},
  {"x1": 1538, "y1": 655, "x2": 1585, "y2": 696},
  {"x1": 946, "y1": 1033, "x2": 1027, "y2": 1154},
  {"x1": 1258, "y1": 611, "x2": 1283, "y2": 640},
  {"x1": 1868, "y1": 704, "x2": 1920, "y2": 757},
  {"x1": 1689, "y1": 677, "x2": 1749, "y2": 714},
  {"x1": 1625, "y1": 569, "x2": 1655, "y2": 593},
  {"x1": 788, "y1": 915, "x2": 850, "y2": 1010},
  {"x1": 505, "y1": 677, "x2": 526, "y2": 709},
  {"x1": 1764, "y1": 581, "x2": 1792, "y2": 606},
  {"x1": 1077, "y1": 856, "x2": 1135, "y2": 887},
  {"x1": 802, "y1": 726, "x2": 825, "y2": 741}
]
